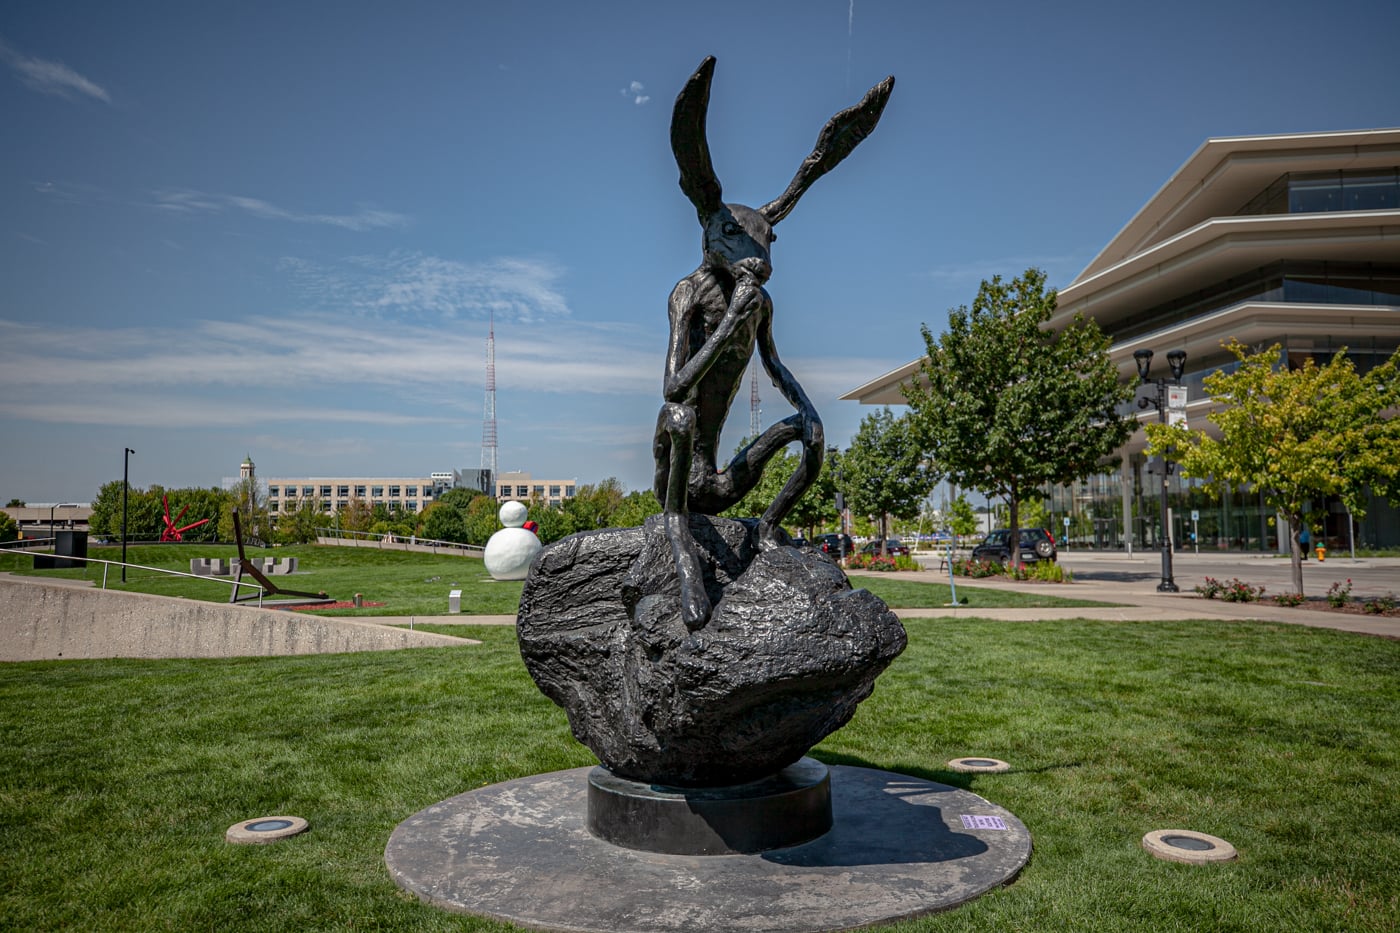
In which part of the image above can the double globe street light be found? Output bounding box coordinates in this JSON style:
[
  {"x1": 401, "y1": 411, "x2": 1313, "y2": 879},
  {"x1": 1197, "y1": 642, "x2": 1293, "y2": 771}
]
[{"x1": 1134, "y1": 348, "x2": 1187, "y2": 593}]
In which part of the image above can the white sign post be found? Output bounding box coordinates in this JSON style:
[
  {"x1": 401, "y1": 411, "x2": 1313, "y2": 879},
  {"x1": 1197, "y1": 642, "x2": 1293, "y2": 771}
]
[{"x1": 1167, "y1": 385, "x2": 1188, "y2": 426}]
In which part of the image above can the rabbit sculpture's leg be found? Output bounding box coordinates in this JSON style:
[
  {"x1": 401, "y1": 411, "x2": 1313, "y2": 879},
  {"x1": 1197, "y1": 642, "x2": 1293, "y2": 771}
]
[
  {"x1": 712, "y1": 409, "x2": 824, "y2": 548},
  {"x1": 758, "y1": 411, "x2": 824, "y2": 546},
  {"x1": 653, "y1": 401, "x2": 711, "y2": 630}
]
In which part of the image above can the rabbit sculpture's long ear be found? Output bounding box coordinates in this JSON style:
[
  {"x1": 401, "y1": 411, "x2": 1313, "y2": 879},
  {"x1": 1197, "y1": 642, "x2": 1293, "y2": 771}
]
[
  {"x1": 759, "y1": 75, "x2": 894, "y2": 226},
  {"x1": 671, "y1": 56, "x2": 724, "y2": 222}
]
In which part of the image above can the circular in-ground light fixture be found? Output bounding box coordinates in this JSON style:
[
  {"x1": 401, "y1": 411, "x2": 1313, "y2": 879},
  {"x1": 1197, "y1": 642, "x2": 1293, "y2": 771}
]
[
  {"x1": 947, "y1": 757, "x2": 1011, "y2": 773},
  {"x1": 226, "y1": 815, "x2": 309, "y2": 844},
  {"x1": 1142, "y1": 829, "x2": 1237, "y2": 863}
]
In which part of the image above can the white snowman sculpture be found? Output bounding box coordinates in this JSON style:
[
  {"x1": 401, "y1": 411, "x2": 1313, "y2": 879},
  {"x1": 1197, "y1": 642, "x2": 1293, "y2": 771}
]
[{"x1": 483, "y1": 500, "x2": 542, "y2": 581}]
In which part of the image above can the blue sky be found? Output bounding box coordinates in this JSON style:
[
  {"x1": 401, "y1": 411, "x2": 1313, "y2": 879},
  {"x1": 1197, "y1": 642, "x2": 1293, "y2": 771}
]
[{"x1": 3, "y1": 1, "x2": 1398, "y2": 504}]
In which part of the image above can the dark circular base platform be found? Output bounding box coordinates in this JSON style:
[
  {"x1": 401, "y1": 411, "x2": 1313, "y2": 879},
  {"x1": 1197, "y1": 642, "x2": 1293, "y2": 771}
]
[
  {"x1": 385, "y1": 764, "x2": 1032, "y2": 933},
  {"x1": 587, "y1": 758, "x2": 832, "y2": 855}
]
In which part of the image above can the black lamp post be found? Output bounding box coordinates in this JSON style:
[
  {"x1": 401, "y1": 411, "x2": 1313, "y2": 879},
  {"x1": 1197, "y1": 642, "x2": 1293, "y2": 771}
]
[
  {"x1": 122, "y1": 447, "x2": 135, "y2": 582},
  {"x1": 827, "y1": 445, "x2": 848, "y2": 563},
  {"x1": 1134, "y1": 348, "x2": 1187, "y2": 593},
  {"x1": 49, "y1": 502, "x2": 78, "y2": 544}
]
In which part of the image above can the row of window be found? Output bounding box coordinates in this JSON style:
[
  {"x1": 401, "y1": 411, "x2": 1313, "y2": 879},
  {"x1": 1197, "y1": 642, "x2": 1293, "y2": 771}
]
[
  {"x1": 270, "y1": 500, "x2": 421, "y2": 513},
  {"x1": 268, "y1": 484, "x2": 424, "y2": 499},
  {"x1": 1237, "y1": 168, "x2": 1400, "y2": 216},
  {"x1": 497, "y1": 484, "x2": 576, "y2": 499},
  {"x1": 1108, "y1": 261, "x2": 1400, "y2": 344}
]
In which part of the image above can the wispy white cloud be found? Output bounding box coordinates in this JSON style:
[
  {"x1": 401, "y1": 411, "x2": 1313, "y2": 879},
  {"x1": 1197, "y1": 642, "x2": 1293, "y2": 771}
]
[
  {"x1": 282, "y1": 252, "x2": 572, "y2": 322},
  {"x1": 152, "y1": 188, "x2": 407, "y2": 231},
  {"x1": 0, "y1": 308, "x2": 657, "y2": 430},
  {"x1": 621, "y1": 79, "x2": 650, "y2": 106},
  {"x1": 0, "y1": 38, "x2": 110, "y2": 102},
  {"x1": 919, "y1": 254, "x2": 1090, "y2": 288}
]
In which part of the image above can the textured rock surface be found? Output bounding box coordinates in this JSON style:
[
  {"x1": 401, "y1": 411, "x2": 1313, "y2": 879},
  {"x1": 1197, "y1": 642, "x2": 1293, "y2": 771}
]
[{"x1": 517, "y1": 515, "x2": 906, "y2": 786}]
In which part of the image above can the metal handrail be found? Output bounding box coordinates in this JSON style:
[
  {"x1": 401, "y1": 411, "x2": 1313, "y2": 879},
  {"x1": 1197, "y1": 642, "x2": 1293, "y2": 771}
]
[
  {"x1": 313, "y1": 527, "x2": 484, "y2": 557},
  {"x1": 0, "y1": 537, "x2": 54, "y2": 550},
  {"x1": 11, "y1": 553, "x2": 267, "y2": 606}
]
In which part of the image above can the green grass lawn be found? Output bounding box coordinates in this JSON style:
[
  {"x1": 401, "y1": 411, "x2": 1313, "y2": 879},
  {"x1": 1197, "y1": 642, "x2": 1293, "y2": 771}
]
[
  {"x1": 852, "y1": 574, "x2": 1113, "y2": 609},
  {"x1": 2, "y1": 619, "x2": 1396, "y2": 931},
  {"x1": 0, "y1": 543, "x2": 1111, "y2": 615},
  {"x1": 0, "y1": 543, "x2": 526, "y2": 616}
]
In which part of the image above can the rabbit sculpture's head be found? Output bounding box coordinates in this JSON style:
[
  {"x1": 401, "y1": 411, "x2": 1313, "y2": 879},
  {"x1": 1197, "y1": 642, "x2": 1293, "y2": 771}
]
[{"x1": 672, "y1": 56, "x2": 894, "y2": 287}]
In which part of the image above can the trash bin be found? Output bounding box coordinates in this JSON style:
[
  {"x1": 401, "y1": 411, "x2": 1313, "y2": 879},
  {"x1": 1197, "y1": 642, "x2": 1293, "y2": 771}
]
[{"x1": 448, "y1": 589, "x2": 462, "y2": 614}]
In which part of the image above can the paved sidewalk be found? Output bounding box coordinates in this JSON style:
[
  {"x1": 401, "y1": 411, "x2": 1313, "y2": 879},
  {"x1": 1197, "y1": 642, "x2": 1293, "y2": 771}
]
[
  {"x1": 348, "y1": 554, "x2": 1400, "y2": 640},
  {"x1": 864, "y1": 554, "x2": 1400, "y2": 639}
]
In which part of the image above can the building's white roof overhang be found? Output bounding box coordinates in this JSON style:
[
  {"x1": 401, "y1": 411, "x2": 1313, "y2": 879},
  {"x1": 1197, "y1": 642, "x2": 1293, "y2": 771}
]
[
  {"x1": 1076, "y1": 128, "x2": 1400, "y2": 281},
  {"x1": 1050, "y1": 210, "x2": 1400, "y2": 331}
]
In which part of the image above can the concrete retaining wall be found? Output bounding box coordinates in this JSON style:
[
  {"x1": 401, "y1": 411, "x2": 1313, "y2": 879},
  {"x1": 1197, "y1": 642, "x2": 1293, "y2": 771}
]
[{"x1": 0, "y1": 576, "x2": 470, "y2": 661}]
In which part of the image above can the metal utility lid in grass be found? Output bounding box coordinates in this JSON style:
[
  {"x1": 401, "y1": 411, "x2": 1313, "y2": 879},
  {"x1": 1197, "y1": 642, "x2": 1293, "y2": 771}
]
[
  {"x1": 226, "y1": 816, "x2": 309, "y2": 844},
  {"x1": 1142, "y1": 829, "x2": 1237, "y2": 863},
  {"x1": 947, "y1": 757, "x2": 1011, "y2": 773}
]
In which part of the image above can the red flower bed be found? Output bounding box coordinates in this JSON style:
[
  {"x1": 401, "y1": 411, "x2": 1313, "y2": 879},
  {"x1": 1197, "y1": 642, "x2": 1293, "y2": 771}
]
[{"x1": 289, "y1": 600, "x2": 386, "y2": 611}]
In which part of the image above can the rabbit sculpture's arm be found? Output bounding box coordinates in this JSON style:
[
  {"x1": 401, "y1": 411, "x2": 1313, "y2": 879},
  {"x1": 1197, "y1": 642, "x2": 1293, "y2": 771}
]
[{"x1": 662, "y1": 277, "x2": 768, "y2": 405}]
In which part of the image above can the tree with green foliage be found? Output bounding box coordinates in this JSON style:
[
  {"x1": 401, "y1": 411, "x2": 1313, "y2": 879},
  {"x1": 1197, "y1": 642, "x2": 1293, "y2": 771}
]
[
  {"x1": 525, "y1": 501, "x2": 573, "y2": 543},
  {"x1": 784, "y1": 449, "x2": 840, "y2": 540},
  {"x1": 1146, "y1": 341, "x2": 1400, "y2": 596},
  {"x1": 613, "y1": 490, "x2": 663, "y2": 529},
  {"x1": 6, "y1": 498, "x2": 25, "y2": 508},
  {"x1": 336, "y1": 496, "x2": 372, "y2": 534},
  {"x1": 721, "y1": 445, "x2": 839, "y2": 540},
  {"x1": 563, "y1": 478, "x2": 625, "y2": 532},
  {"x1": 1018, "y1": 496, "x2": 1051, "y2": 532},
  {"x1": 721, "y1": 449, "x2": 797, "y2": 523},
  {"x1": 463, "y1": 495, "x2": 503, "y2": 545},
  {"x1": 837, "y1": 408, "x2": 937, "y2": 554},
  {"x1": 277, "y1": 495, "x2": 328, "y2": 544},
  {"x1": 91, "y1": 481, "x2": 164, "y2": 541},
  {"x1": 88, "y1": 483, "x2": 226, "y2": 542},
  {"x1": 162, "y1": 487, "x2": 228, "y2": 542},
  {"x1": 89, "y1": 480, "x2": 126, "y2": 537},
  {"x1": 419, "y1": 501, "x2": 469, "y2": 543},
  {"x1": 434, "y1": 486, "x2": 483, "y2": 512},
  {"x1": 946, "y1": 492, "x2": 979, "y2": 541},
  {"x1": 215, "y1": 478, "x2": 270, "y2": 544},
  {"x1": 906, "y1": 268, "x2": 1134, "y2": 567},
  {"x1": 0, "y1": 511, "x2": 18, "y2": 543}
]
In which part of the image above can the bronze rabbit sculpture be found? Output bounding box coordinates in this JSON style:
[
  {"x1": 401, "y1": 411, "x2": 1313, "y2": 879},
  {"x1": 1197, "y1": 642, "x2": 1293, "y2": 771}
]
[{"x1": 654, "y1": 56, "x2": 894, "y2": 628}]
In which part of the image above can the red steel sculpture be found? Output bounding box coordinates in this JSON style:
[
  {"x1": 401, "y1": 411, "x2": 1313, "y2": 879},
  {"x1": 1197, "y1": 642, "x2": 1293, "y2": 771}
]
[{"x1": 159, "y1": 495, "x2": 212, "y2": 542}]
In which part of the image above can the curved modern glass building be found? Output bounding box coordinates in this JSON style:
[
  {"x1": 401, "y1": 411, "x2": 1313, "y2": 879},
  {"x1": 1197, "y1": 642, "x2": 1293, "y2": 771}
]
[{"x1": 844, "y1": 128, "x2": 1400, "y2": 550}]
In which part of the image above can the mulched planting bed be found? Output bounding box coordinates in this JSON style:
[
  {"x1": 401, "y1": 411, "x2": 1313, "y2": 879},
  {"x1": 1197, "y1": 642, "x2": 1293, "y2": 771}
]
[{"x1": 289, "y1": 600, "x2": 387, "y2": 611}]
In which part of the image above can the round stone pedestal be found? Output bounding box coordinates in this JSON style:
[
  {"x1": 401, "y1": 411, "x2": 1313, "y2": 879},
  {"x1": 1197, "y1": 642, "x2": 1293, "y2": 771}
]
[
  {"x1": 386, "y1": 764, "x2": 1032, "y2": 933},
  {"x1": 587, "y1": 757, "x2": 832, "y2": 855}
]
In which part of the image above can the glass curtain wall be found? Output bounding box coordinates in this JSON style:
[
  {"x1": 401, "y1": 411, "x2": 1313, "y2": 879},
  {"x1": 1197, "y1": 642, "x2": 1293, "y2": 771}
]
[{"x1": 1049, "y1": 456, "x2": 1284, "y2": 553}]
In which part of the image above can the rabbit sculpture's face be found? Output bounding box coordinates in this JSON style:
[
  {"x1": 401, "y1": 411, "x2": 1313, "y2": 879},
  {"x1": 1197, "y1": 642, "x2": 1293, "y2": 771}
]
[
  {"x1": 702, "y1": 203, "x2": 774, "y2": 285},
  {"x1": 673, "y1": 56, "x2": 892, "y2": 288}
]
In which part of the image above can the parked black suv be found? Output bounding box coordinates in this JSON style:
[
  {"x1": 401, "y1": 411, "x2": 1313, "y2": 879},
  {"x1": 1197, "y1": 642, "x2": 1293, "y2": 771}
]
[
  {"x1": 859, "y1": 538, "x2": 910, "y2": 557},
  {"x1": 970, "y1": 528, "x2": 1057, "y2": 564},
  {"x1": 816, "y1": 533, "x2": 854, "y2": 556}
]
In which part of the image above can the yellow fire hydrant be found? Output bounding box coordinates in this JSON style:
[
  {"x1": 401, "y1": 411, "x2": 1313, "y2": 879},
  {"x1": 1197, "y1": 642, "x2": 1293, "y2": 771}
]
[{"x1": 1315, "y1": 545, "x2": 1326, "y2": 562}]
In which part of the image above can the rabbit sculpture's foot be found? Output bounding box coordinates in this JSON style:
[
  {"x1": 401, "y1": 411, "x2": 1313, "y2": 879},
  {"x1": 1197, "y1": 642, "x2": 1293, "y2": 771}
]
[
  {"x1": 755, "y1": 520, "x2": 785, "y2": 552},
  {"x1": 664, "y1": 511, "x2": 713, "y2": 630},
  {"x1": 679, "y1": 581, "x2": 712, "y2": 632}
]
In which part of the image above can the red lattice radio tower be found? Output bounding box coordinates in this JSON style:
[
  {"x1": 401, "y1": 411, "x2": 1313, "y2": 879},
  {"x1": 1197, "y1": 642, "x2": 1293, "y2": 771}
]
[{"x1": 481, "y1": 311, "x2": 498, "y2": 481}]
